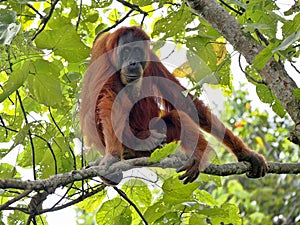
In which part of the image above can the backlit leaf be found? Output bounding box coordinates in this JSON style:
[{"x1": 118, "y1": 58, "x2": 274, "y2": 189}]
[{"x1": 148, "y1": 142, "x2": 180, "y2": 163}]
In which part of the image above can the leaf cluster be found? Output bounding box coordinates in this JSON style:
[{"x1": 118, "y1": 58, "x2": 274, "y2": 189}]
[{"x1": 0, "y1": 0, "x2": 299, "y2": 224}]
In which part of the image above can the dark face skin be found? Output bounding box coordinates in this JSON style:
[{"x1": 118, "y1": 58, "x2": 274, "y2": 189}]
[{"x1": 117, "y1": 31, "x2": 147, "y2": 85}]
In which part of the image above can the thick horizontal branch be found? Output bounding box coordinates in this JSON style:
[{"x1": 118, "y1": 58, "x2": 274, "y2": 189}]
[{"x1": 0, "y1": 156, "x2": 299, "y2": 192}]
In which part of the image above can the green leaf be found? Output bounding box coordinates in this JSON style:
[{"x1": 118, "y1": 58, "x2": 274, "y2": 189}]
[
  {"x1": 0, "y1": 163, "x2": 17, "y2": 179},
  {"x1": 7, "y1": 209, "x2": 27, "y2": 225},
  {"x1": 271, "y1": 99, "x2": 286, "y2": 118},
  {"x1": 122, "y1": 179, "x2": 152, "y2": 207},
  {"x1": 62, "y1": 72, "x2": 82, "y2": 83},
  {"x1": 253, "y1": 45, "x2": 274, "y2": 70},
  {"x1": 85, "y1": 10, "x2": 99, "y2": 23},
  {"x1": 132, "y1": 0, "x2": 153, "y2": 6},
  {"x1": 282, "y1": 13, "x2": 300, "y2": 36},
  {"x1": 25, "y1": 59, "x2": 63, "y2": 107},
  {"x1": 186, "y1": 50, "x2": 213, "y2": 81},
  {"x1": 189, "y1": 214, "x2": 208, "y2": 225},
  {"x1": 152, "y1": 5, "x2": 194, "y2": 39},
  {"x1": 294, "y1": 88, "x2": 300, "y2": 100},
  {"x1": 245, "y1": 66, "x2": 262, "y2": 83},
  {"x1": 32, "y1": 72, "x2": 62, "y2": 107},
  {"x1": 243, "y1": 23, "x2": 270, "y2": 33},
  {"x1": 0, "y1": 148, "x2": 12, "y2": 158},
  {"x1": 256, "y1": 84, "x2": 286, "y2": 117},
  {"x1": 249, "y1": 10, "x2": 279, "y2": 39},
  {"x1": 10, "y1": 124, "x2": 30, "y2": 151},
  {"x1": 256, "y1": 84, "x2": 273, "y2": 103},
  {"x1": 96, "y1": 198, "x2": 132, "y2": 225},
  {"x1": 273, "y1": 30, "x2": 300, "y2": 52},
  {"x1": 0, "y1": 60, "x2": 30, "y2": 103},
  {"x1": 154, "y1": 212, "x2": 181, "y2": 224},
  {"x1": 210, "y1": 203, "x2": 242, "y2": 225},
  {"x1": 187, "y1": 36, "x2": 217, "y2": 73},
  {"x1": 148, "y1": 142, "x2": 180, "y2": 163},
  {"x1": 92, "y1": 0, "x2": 113, "y2": 8},
  {"x1": 144, "y1": 202, "x2": 168, "y2": 224},
  {"x1": 162, "y1": 176, "x2": 199, "y2": 204},
  {"x1": 198, "y1": 208, "x2": 225, "y2": 217},
  {"x1": 195, "y1": 189, "x2": 216, "y2": 206},
  {"x1": 76, "y1": 190, "x2": 107, "y2": 213},
  {"x1": 35, "y1": 24, "x2": 90, "y2": 62}
]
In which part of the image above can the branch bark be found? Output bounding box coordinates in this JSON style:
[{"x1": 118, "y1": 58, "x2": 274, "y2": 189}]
[
  {"x1": 0, "y1": 157, "x2": 299, "y2": 192},
  {"x1": 185, "y1": 0, "x2": 300, "y2": 144}
]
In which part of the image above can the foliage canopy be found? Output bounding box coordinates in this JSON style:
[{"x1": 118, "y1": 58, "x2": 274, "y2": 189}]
[{"x1": 0, "y1": 0, "x2": 299, "y2": 224}]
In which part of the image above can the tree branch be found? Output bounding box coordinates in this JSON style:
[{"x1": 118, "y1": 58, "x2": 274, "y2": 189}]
[
  {"x1": 31, "y1": 0, "x2": 60, "y2": 41},
  {"x1": 94, "y1": 9, "x2": 134, "y2": 42},
  {"x1": 113, "y1": 187, "x2": 149, "y2": 225},
  {"x1": 0, "y1": 156, "x2": 299, "y2": 193},
  {"x1": 185, "y1": 0, "x2": 300, "y2": 144}
]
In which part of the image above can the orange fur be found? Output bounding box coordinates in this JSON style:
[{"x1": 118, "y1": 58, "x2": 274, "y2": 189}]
[{"x1": 79, "y1": 26, "x2": 268, "y2": 183}]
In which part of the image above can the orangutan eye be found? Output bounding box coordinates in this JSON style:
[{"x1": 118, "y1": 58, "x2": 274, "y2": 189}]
[{"x1": 121, "y1": 47, "x2": 130, "y2": 60}]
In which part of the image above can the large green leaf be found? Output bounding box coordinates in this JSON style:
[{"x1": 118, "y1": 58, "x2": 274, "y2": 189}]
[
  {"x1": 186, "y1": 50, "x2": 213, "y2": 81},
  {"x1": 253, "y1": 44, "x2": 275, "y2": 70},
  {"x1": 96, "y1": 198, "x2": 132, "y2": 225},
  {"x1": 122, "y1": 179, "x2": 152, "y2": 207},
  {"x1": 27, "y1": 59, "x2": 63, "y2": 107},
  {"x1": 271, "y1": 99, "x2": 286, "y2": 118},
  {"x1": 187, "y1": 36, "x2": 217, "y2": 72},
  {"x1": 0, "y1": 60, "x2": 30, "y2": 103},
  {"x1": 152, "y1": 5, "x2": 194, "y2": 39},
  {"x1": 76, "y1": 190, "x2": 107, "y2": 213},
  {"x1": 35, "y1": 24, "x2": 90, "y2": 62},
  {"x1": 9, "y1": 124, "x2": 30, "y2": 151},
  {"x1": 162, "y1": 176, "x2": 199, "y2": 204},
  {"x1": 143, "y1": 202, "x2": 169, "y2": 224},
  {"x1": 148, "y1": 142, "x2": 180, "y2": 163},
  {"x1": 210, "y1": 203, "x2": 242, "y2": 225},
  {"x1": 32, "y1": 72, "x2": 62, "y2": 107},
  {"x1": 255, "y1": 84, "x2": 286, "y2": 117},
  {"x1": 256, "y1": 84, "x2": 273, "y2": 103},
  {"x1": 0, "y1": 163, "x2": 17, "y2": 179}
]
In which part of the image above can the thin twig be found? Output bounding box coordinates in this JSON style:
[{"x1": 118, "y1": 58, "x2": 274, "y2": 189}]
[
  {"x1": 0, "y1": 115, "x2": 8, "y2": 138},
  {"x1": 94, "y1": 0, "x2": 151, "y2": 39},
  {"x1": 94, "y1": 9, "x2": 134, "y2": 42},
  {"x1": 48, "y1": 107, "x2": 77, "y2": 170},
  {"x1": 117, "y1": 0, "x2": 148, "y2": 16},
  {"x1": 26, "y1": 3, "x2": 43, "y2": 18},
  {"x1": 113, "y1": 187, "x2": 149, "y2": 225},
  {"x1": 49, "y1": 182, "x2": 74, "y2": 211},
  {"x1": 76, "y1": 0, "x2": 83, "y2": 31},
  {"x1": 0, "y1": 123, "x2": 58, "y2": 174},
  {"x1": 16, "y1": 90, "x2": 37, "y2": 180},
  {"x1": 238, "y1": 54, "x2": 266, "y2": 84},
  {"x1": 31, "y1": 0, "x2": 60, "y2": 41},
  {"x1": 290, "y1": 62, "x2": 300, "y2": 74},
  {"x1": 6, "y1": 45, "x2": 37, "y2": 180},
  {"x1": 255, "y1": 28, "x2": 269, "y2": 46},
  {"x1": 219, "y1": 0, "x2": 243, "y2": 15},
  {"x1": 0, "y1": 190, "x2": 32, "y2": 210},
  {"x1": 39, "y1": 185, "x2": 105, "y2": 214}
]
